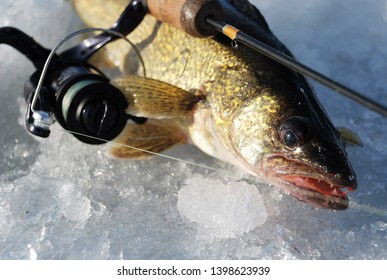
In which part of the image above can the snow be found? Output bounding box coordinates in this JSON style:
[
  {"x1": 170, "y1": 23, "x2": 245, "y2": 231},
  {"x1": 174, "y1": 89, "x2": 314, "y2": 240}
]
[{"x1": 0, "y1": 0, "x2": 386, "y2": 259}]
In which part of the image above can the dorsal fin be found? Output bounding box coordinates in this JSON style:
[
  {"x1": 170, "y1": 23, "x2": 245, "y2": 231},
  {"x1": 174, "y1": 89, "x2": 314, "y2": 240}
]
[{"x1": 228, "y1": 0, "x2": 269, "y2": 28}]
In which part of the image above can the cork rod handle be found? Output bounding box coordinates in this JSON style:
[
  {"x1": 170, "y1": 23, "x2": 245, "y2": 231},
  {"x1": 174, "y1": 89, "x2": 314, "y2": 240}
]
[{"x1": 146, "y1": 0, "x2": 223, "y2": 37}]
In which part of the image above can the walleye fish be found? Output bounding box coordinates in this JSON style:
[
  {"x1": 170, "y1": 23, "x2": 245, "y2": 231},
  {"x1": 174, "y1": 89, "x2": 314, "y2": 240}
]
[{"x1": 72, "y1": 0, "x2": 360, "y2": 210}]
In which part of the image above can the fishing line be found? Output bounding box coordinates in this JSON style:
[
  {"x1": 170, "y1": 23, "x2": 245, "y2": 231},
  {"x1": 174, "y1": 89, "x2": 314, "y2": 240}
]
[
  {"x1": 51, "y1": 125, "x2": 221, "y2": 172},
  {"x1": 31, "y1": 27, "x2": 146, "y2": 115},
  {"x1": 51, "y1": 125, "x2": 387, "y2": 217},
  {"x1": 350, "y1": 200, "x2": 387, "y2": 218}
]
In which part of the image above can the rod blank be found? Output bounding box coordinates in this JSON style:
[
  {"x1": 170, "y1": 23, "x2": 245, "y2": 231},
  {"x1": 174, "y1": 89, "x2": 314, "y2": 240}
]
[{"x1": 206, "y1": 17, "x2": 387, "y2": 117}]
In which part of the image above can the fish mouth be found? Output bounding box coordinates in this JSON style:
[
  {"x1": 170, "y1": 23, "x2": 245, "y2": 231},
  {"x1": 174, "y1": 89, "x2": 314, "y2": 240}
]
[{"x1": 264, "y1": 155, "x2": 356, "y2": 210}]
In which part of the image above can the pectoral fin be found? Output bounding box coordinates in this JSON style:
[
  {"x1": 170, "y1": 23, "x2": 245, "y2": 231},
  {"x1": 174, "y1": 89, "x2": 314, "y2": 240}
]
[
  {"x1": 112, "y1": 76, "x2": 204, "y2": 118},
  {"x1": 337, "y1": 127, "x2": 363, "y2": 147},
  {"x1": 107, "y1": 119, "x2": 187, "y2": 159}
]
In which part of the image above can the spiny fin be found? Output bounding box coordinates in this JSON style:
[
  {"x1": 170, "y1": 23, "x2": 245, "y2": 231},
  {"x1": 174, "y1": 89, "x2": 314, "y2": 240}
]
[
  {"x1": 229, "y1": 0, "x2": 269, "y2": 28},
  {"x1": 337, "y1": 127, "x2": 363, "y2": 147},
  {"x1": 107, "y1": 119, "x2": 187, "y2": 159},
  {"x1": 112, "y1": 76, "x2": 204, "y2": 118}
]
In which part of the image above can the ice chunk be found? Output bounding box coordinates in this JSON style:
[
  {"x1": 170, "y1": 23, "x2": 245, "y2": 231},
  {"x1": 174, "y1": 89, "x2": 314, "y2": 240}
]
[
  {"x1": 57, "y1": 183, "x2": 91, "y2": 223},
  {"x1": 177, "y1": 175, "x2": 267, "y2": 238}
]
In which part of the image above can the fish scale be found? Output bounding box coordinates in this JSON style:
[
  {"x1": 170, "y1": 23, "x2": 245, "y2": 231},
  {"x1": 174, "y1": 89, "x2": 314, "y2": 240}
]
[{"x1": 72, "y1": 0, "x2": 360, "y2": 210}]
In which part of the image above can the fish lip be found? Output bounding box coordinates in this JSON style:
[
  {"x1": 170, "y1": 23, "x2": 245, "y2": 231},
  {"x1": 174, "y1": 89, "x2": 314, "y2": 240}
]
[
  {"x1": 276, "y1": 175, "x2": 350, "y2": 210},
  {"x1": 262, "y1": 154, "x2": 356, "y2": 210}
]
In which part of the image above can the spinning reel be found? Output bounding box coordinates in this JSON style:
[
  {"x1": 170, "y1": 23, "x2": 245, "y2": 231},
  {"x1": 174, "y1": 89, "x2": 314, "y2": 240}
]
[{"x1": 0, "y1": 1, "x2": 147, "y2": 144}]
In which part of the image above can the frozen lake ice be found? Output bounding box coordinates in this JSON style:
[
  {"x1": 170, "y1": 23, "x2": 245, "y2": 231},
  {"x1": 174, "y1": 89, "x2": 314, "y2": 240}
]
[{"x1": 0, "y1": 0, "x2": 386, "y2": 259}]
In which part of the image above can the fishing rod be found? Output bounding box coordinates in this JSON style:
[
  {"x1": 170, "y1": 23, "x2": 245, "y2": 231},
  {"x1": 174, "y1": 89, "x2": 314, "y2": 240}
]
[
  {"x1": 206, "y1": 17, "x2": 387, "y2": 117},
  {"x1": 145, "y1": 0, "x2": 387, "y2": 117}
]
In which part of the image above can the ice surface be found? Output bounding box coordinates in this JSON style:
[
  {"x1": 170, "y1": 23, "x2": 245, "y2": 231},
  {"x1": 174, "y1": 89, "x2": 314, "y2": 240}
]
[{"x1": 0, "y1": 0, "x2": 386, "y2": 259}]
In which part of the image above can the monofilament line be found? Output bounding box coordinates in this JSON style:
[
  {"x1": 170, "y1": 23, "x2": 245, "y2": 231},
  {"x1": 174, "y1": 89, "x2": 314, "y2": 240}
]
[
  {"x1": 52, "y1": 126, "x2": 221, "y2": 171},
  {"x1": 52, "y1": 128, "x2": 387, "y2": 217},
  {"x1": 350, "y1": 200, "x2": 387, "y2": 218}
]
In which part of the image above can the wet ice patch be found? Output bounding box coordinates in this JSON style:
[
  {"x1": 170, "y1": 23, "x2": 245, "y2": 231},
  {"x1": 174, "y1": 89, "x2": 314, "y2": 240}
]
[
  {"x1": 6, "y1": 175, "x2": 91, "y2": 224},
  {"x1": 177, "y1": 175, "x2": 267, "y2": 238}
]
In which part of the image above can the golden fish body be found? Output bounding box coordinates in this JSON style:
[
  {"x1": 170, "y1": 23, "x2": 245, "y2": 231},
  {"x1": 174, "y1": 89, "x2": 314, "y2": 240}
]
[
  {"x1": 72, "y1": 0, "x2": 358, "y2": 210},
  {"x1": 74, "y1": 0, "x2": 285, "y2": 165}
]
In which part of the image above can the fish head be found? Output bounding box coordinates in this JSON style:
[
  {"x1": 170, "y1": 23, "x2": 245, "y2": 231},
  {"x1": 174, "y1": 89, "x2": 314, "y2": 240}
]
[{"x1": 230, "y1": 87, "x2": 357, "y2": 210}]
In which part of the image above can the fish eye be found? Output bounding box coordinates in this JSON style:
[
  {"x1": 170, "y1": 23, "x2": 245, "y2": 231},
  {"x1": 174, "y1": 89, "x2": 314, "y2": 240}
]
[
  {"x1": 278, "y1": 116, "x2": 312, "y2": 148},
  {"x1": 281, "y1": 129, "x2": 299, "y2": 147}
]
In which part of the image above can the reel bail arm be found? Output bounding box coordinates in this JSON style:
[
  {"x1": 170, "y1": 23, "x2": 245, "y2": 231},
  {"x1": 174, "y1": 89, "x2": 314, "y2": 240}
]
[{"x1": 0, "y1": 1, "x2": 148, "y2": 144}]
